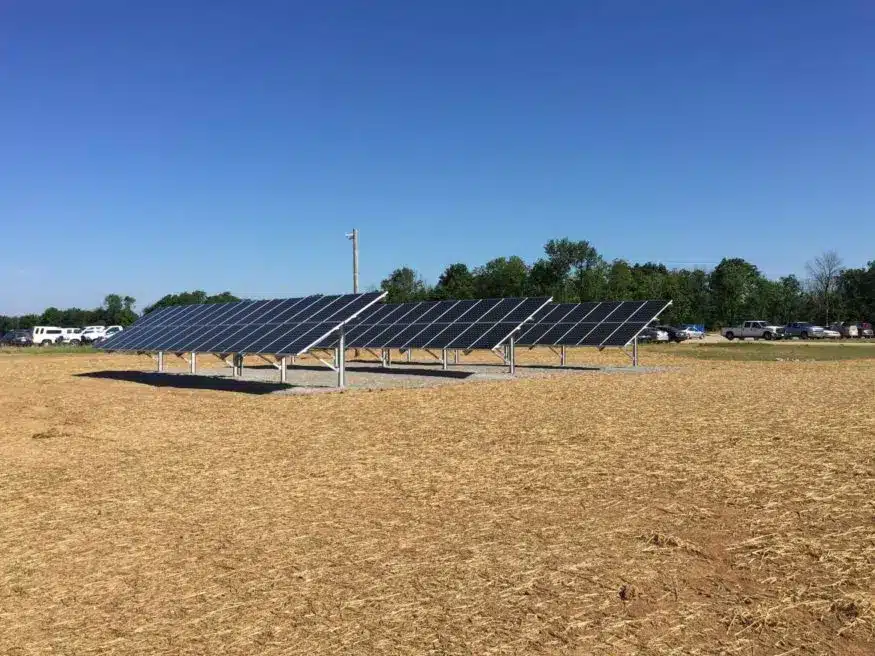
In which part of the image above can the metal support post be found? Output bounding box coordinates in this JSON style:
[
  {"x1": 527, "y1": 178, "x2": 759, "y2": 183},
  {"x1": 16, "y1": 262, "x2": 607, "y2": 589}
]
[
  {"x1": 190, "y1": 352, "x2": 197, "y2": 374},
  {"x1": 632, "y1": 337, "x2": 639, "y2": 367},
  {"x1": 385, "y1": 348, "x2": 391, "y2": 368},
  {"x1": 508, "y1": 336, "x2": 516, "y2": 375},
  {"x1": 337, "y1": 328, "x2": 346, "y2": 388},
  {"x1": 560, "y1": 344, "x2": 567, "y2": 367},
  {"x1": 441, "y1": 348, "x2": 448, "y2": 371},
  {"x1": 280, "y1": 356, "x2": 287, "y2": 383},
  {"x1": 406, "y1": 349, "x2": 412, "y2": 363},
  {"x1": 453, "y1": 349, "x2": 459, "y2": 365},
  {"x1": 157, "y1": 351, "x2": 165, "y2": 373}
]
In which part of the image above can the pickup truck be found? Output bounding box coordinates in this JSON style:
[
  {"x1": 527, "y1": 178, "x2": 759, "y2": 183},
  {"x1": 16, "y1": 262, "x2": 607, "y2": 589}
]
[
  {"x1": 722, "y1": 321, "x2": 783, "y2": 341},
  {"x1": 783, "y1": 322, "x2": 825, "y2": 340}
]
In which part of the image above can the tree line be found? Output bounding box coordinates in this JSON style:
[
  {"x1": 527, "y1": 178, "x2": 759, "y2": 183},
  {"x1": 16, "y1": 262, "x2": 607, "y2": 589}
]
[
  {"x1": 377, "y1": 239, "x2": 874, "y2": 328},
  {"x1": 0, "y1": 291, "x2": 239, "y2": 333},
  {"x1": 3, "y1": 239, "x2": 874, "y2": 333}
]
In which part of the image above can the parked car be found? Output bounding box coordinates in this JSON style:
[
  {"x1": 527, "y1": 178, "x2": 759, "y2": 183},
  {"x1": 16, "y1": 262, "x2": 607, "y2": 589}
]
[
  {"x1": 655, "y1": 325, "x2": 689, "y2": 343},
  {"x1": 31, "y1": 326, "x2": 65, "y2": 346},
  {"x1": 721, "y1": 320, "x2": 784, "y2": 341},
  {"x1": 858, "y1": 322, "x2": 874, "y2": 339},
  {"x1": 91, "y1": 326, "x2": 124, "y2": 345},
  {"x1": 828, "y1": 322, "x2": 858, "y2": 338},
  {"x1": 81, "y1": 325, "x2": 124, "y2": 344},
  {"x1": 783, "y1": 322, "x2": 825, "y2": 339},
  {"x1": 80, "y1": 325, "x2": 106, "y2": 343},
  {"x1": 680, "y1": 325, "x2": 705, "y2": 339},
  {"x1": 56, "y1": 328, "x2": 83, "y2": 345},
  {"x1": 0, "y1": 329, "x2": 32, "y2": 346},
  {"x1": 638, "y1": 327, "x2": 669, "y2": 343},
  {"x1": 820, "y1": 327, "x2": 841, "y2": 339}
]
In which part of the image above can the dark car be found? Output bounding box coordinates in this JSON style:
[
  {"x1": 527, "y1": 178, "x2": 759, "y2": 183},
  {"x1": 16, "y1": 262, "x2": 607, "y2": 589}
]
[
  {"x1": 858, "y1": 322, "x2": 874, "y2": 339},
  {"x1": 0, "y1": 329, "x2": 32, "y2": 346},
  {"x1": 655, "y1": 325, "x2": 689, "y2": 343}
]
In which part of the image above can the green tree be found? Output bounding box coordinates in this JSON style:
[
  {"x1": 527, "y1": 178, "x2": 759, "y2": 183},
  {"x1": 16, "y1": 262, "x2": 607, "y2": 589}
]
[
  {"x1": 528, "y1": 258, "x2": 562, "y2": 297},
  {"x1": 542, "y1": 238, "x2": 605, "y2": 301},
  {"x1": 41, "y1": 307, "x2": 63, "y2": 325},
  {"x1": 433, "y1": 263, "x2": 475, "y2": 299},
  {"x1": 102, "y1": 294, "x2": 138, "y2": 326},
  {"x1": 709, "y1": 258, "x2": 764, "y2": 327},
  {"x1": 473, "y1": 256, "x2": 529, "y2": 297},
  {"x1": 770, "y1": 275, "x2": 806, "y2": 324},
  {"x1": 380, "y1": 267, "x2": 430, "y2": 303},
  {"x1": 606, "y1": 260, "x2": 635, "y2": 300},
  {"x1": 838, "y1": 264, "x2": 875, "y2": 322},
  {"x1": 673, "y1": 269, "x2": 710, "y2": 325},
  {"x1": 144, "y1": 290, "x2": 240, "y2": 313}
]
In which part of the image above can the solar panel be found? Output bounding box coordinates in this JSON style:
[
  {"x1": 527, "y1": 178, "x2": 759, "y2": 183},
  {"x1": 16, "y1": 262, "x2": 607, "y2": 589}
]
[
  {"x1": 516, "y1": 300, "x2": 671, "y2": 347},
  {"x1": 319, "y1": 297, "x2": 552, "y2": 351},
  {"x1": 98, "y1": 292, "x2": 386, "y2": 355}
]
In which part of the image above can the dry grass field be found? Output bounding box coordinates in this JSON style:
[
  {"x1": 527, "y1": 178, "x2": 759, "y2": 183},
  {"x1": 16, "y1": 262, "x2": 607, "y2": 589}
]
[{"x1": 1, "y1": 347, "x2": 873, "y2": 655}]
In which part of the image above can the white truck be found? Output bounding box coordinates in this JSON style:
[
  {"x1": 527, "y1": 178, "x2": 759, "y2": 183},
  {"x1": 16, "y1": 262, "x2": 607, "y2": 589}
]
[{"x1": 722, "y1": 320, "x2": 783, "y2": 341}]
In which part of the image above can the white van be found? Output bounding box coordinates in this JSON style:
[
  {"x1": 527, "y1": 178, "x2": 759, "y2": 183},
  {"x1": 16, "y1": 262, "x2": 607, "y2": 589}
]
[{"x1": 31, "y1": 326, "x2": 64, "y2": 346}]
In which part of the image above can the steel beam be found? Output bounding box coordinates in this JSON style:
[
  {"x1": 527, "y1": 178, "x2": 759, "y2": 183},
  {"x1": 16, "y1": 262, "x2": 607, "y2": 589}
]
[
  {"x1": 508, "y1": 335, "x2": 516, "y2": 375},
  {"x1": 280, "y1": 356, "x2": 287, "y2": 383},
  {"x1": 337, "y1": 328, "x2": 346, "y2": 388},
  {"x1": 632, "y1": 336, "x2": 639, "y2": 367},
  {"x1": 560, "y1": 344, "x2": 567, "y2": 367},
  {"x1": 441, "y1": 348, "x2": 448, "y2": 371},
  {"x1": 157, "y1": 351, "x2": 165, "y2": 373},
  {"x1": 190, "y1": 352, "x2": 197, "y2": 374}
]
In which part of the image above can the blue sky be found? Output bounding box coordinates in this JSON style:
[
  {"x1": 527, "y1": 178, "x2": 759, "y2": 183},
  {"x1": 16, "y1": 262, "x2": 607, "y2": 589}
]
[{"x1": 1, "y1": 1, "x2": 873, "y2": 314}]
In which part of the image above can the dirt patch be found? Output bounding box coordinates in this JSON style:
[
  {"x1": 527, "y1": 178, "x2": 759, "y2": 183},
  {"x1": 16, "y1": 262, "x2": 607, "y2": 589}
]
[{"x1": 1, "y1": 350, "x2": 873, "y2": 654}]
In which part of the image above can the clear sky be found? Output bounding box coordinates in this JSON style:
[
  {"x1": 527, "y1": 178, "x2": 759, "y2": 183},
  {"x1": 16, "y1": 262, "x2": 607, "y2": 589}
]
[{"x1": 1, "y1": 1, "x2": 873, "y2": 314}]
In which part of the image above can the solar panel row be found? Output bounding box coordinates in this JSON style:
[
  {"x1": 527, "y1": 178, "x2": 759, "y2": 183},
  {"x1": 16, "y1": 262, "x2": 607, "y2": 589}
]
[
  {"x1": 98, "y1": 293, "x2": 385, "y2": 355},
  {"x1": 516, "y1": 300, "x2": 670, "y2": 347},
  {"x1": 317, "y1": 297, "x2": 552, "y2": 351},
  {"x1": 99, "y1": 295, "x2": 669, "y2": 357}
]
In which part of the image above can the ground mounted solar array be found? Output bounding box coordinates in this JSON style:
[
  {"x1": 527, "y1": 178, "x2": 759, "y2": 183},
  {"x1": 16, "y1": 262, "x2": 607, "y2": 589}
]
[
  {"x1": 98, "y1": 293, "x2": 386, "y2": 355},
  {"x1": 319, "y1": 297, "x2": 552, "y2": 351},
  {"x1": 97, "y1": 294, "x2": 671, "y2": 388},
  {"x1": 517, "y1": 300, "x2": 672, "y2": 348}
]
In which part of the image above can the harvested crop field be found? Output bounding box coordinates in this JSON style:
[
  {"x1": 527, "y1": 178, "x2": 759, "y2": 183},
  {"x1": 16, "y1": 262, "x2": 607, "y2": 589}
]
[{"x1": 1, "y1": 349, "x2": 874, "y2": 655}]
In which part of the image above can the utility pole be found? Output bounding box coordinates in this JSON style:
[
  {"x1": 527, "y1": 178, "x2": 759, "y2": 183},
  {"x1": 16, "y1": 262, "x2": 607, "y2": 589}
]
[
  {"x1": 345, "y1": 229, "x2": 359, "y2": 293},
  {"x1": 345, "y1": 229, "x2": 360, "y2": 360}
]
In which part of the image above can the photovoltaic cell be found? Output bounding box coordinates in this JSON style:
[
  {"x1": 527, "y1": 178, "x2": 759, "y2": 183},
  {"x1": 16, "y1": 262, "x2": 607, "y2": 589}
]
[
  {"x1": 317, "y1": 297, "x2": 552, "y2": 351},
  {"x1": 515, "y1": 299, "x2": 671, "y2": 347},
  {"x1": 97, "y1": 292, "x2": 386, "y2": 355}
]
